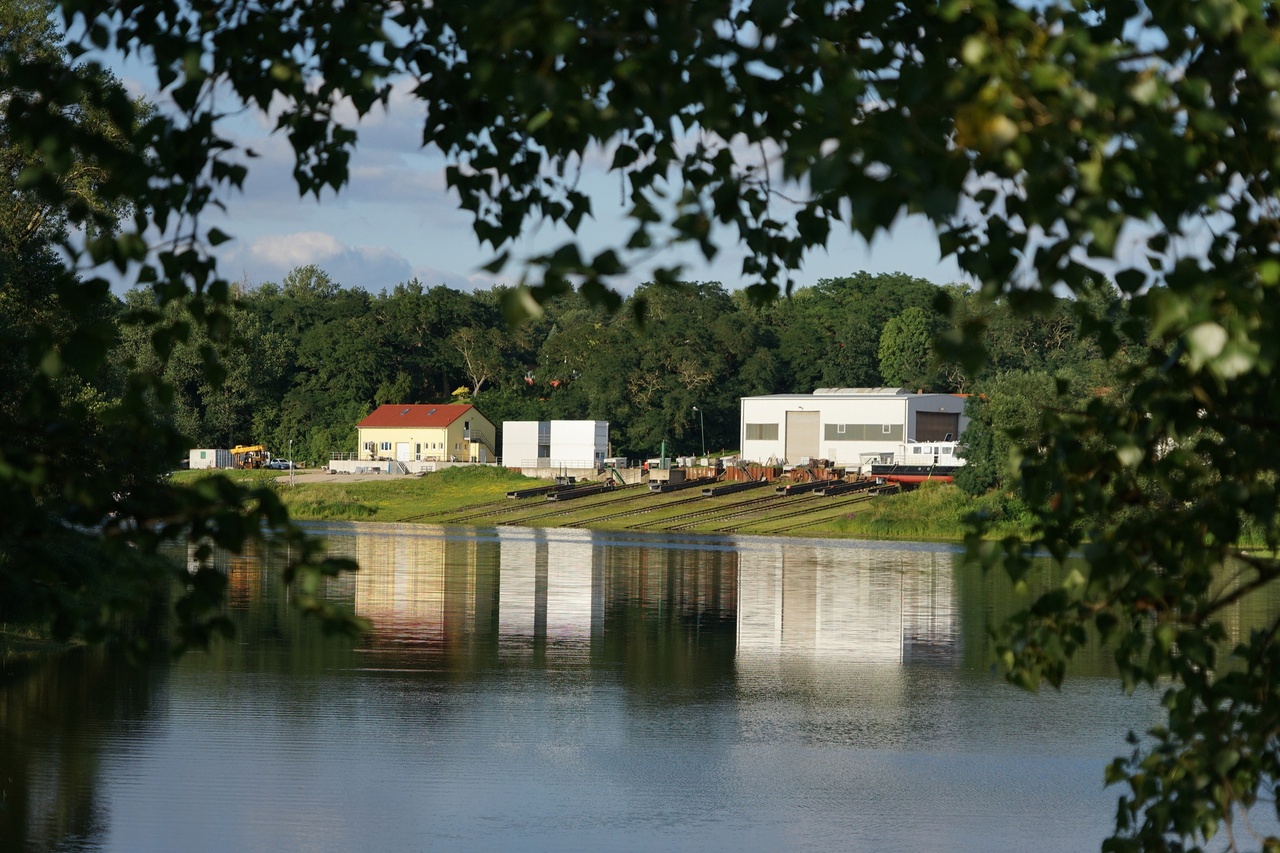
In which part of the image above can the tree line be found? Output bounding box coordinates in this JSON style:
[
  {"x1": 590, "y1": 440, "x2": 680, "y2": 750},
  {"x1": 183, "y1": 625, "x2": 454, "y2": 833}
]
[{"x1": 112, "y1": 265, "x2": 1145, "y2": 487}]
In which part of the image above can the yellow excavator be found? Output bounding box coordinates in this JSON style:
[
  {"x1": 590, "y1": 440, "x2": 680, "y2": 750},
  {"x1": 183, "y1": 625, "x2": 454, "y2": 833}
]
[{"x1": 230, "y1": 444, "x2": 269, "y2": 469}]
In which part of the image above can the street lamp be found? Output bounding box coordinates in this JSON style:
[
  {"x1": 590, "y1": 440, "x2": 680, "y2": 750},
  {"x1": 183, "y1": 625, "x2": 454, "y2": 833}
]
[{"x1": 692, "y1": 406, "x2": 706, "y2": 458}]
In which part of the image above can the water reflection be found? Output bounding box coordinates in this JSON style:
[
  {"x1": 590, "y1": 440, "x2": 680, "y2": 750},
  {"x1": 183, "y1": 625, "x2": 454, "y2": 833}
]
[
  {"x1": 737, "y1": 540, "x2": 958, "y2": 664},
  {"x1": 318, "y1": 524, "x2": 961, "y2": 673},
  {"x1": 0, "y1": 649, "x2": 161, "y2": 852},
  {"x1": 1, "y1": 524, "x2": 1211, "y2": 853}
]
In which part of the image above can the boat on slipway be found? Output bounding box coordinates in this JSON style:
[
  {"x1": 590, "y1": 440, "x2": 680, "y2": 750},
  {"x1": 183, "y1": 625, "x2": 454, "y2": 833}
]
[{"x1": 868, "y1": 441, "x2": 964, "y2": 484}]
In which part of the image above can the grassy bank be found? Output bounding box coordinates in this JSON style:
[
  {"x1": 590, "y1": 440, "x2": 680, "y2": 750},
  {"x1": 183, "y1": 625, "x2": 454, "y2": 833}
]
[
  {"x1": 169, "y1": 468, "x2": 282, "y2": 487},
  {"x1": 168, "y1": 467, "x2": 1032, "y2": 541},
  {"x1": 1, "y1": 626, "x2": 80, "y2": 662},
  {"x1": 279, "y1": 467, "x2": 549, "y2": 522},
  {"x1": 806, "y1": 482, "x2": 1034, "y2": 541}
]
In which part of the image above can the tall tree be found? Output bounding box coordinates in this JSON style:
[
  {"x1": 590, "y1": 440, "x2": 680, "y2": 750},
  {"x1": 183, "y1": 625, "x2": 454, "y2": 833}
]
[{"x1": 878, "y1": 306, "x2": 946, "y2": 391}]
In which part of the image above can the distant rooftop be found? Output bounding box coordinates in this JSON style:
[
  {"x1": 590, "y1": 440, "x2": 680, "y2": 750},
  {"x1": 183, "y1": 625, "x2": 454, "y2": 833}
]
[
  {"x1": 356, "y1": 403, "x2": 476, "y2": 428},
  {"x1": 744, "y1": 388, "x2": 955, "y2": 401}
]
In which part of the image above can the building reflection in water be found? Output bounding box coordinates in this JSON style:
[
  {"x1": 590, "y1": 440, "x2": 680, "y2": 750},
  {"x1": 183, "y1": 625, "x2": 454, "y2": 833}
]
[
  {"x1": 319, "y1": 525, "x2": 960, "y2": 668},
  {"x1": 737, "y1": 541, "x2": 959, "y2": 665},
  {"x1": 495, "y1": 527, "x2": 598, "y2": 646}
]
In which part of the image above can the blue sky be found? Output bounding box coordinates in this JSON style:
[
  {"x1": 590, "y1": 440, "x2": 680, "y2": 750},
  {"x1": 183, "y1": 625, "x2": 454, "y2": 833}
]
[{"x1": 109, "y1": 56, "x2": 968, "y2": 297}]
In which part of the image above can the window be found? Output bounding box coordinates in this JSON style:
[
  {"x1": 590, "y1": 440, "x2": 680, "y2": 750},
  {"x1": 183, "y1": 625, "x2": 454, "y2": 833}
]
[
  {"x1": 745, "y1": 423, "x2": 779, "y2": 441},
  {"x1": 913, "y1": 446, "x2": 923, "y2": 454},
  {"x1": 882, "y1": 424, "x2": 891, "y2": 434},
  {"x1": 380, "y1": 441, "x2": 391, "y2": 451},
  {"x1": 836, "y1": 423, "x2": 846, "y2": 434}
]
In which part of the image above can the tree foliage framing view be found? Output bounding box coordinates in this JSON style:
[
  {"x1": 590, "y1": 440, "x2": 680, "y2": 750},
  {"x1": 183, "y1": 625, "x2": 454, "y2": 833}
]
[{"x1": 3, "y1": 0, "x2": 1280, "y2": 849}]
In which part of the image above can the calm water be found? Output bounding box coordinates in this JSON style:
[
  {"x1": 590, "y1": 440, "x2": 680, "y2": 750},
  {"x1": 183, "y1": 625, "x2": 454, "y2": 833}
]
[{"x1": 3, "y1": 524, "x2": 1194, "y2": 852}]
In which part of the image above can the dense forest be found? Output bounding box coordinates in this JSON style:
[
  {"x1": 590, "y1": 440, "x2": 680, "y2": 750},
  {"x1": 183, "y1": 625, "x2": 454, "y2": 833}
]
[{"x1": 109, "y1": 267, "x2": 1146, "y2": 494}]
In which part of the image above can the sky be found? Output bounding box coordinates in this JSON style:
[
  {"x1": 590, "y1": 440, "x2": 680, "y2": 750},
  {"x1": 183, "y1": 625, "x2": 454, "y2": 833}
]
[{"x1": 106, "y1": 51, "x2": 969, "y2": 298}]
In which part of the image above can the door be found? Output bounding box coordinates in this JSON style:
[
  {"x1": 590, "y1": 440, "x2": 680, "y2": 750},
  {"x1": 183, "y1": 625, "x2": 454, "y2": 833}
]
[
  {"x1": 916, "y1": 411, "x2": 960, "y2": 442},
  {"x1": 396, "y1": 442, "x2": 413, "y2": 462},
  {"x1": 785, "y1": 411, "x2": 820, "y2": 462}
]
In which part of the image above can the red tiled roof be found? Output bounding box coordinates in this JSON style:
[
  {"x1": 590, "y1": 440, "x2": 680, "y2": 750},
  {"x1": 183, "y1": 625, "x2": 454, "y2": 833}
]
[{"x1": 356, "y1": 404, "x2": 476, "y2": 429}]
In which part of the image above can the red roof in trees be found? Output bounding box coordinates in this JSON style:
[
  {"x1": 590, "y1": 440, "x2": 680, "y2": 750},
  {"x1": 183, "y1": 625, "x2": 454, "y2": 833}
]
[{"x1": 356, "y1": 404, "x2": 477, "y2": 429}]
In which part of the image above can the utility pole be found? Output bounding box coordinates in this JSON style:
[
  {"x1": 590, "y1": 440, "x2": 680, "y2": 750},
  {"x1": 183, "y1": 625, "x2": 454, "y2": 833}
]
[{"x1": 692, "y1": 406, "x2": 706, "y2": 458}]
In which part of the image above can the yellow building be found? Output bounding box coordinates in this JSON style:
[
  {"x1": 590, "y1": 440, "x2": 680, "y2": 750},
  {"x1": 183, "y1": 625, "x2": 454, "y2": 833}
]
[{"x1": 356, "y1": 404, "x2": 496, "y2": 463}]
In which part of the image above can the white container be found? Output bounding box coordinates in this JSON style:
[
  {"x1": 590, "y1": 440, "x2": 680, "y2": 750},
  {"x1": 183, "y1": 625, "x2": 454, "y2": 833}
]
[{"x1": 189, "y1": 448, "x2": 232, "y2": 469}]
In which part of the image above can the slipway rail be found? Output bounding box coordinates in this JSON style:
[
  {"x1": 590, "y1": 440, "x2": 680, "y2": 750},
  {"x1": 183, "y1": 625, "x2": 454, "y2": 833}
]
[
  {"x1": 424, "y1": 475, "x2": 898, "y2": 533},
  {"x1": 701, "y1": 479, "x2": 770, "y2": 498},
  {"x1": 813, "y1": 479, "x2": 879, "y2": 497},
  {"x1": 506, "y1": 484, "x2": 572, "y2": 499},
  {"x1": 714, "y1": 492, "x2": 886, "y2": 534},
  {"x1": 560, "y1": 488, "x2": 725, "y2": 528},
  {"x1": 546, "y1": 483, "x2": 615, "y2": 501},
  {"x1": 648, "y1": 476, "x2": 719, "y2": 494},
  {"x1": 665, "y1": 492, "x2": 831, "y2": 532}
]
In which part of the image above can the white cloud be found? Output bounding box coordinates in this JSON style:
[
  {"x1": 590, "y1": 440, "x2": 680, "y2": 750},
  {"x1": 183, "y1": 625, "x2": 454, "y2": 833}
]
[
  {"x1": 408, "y1": 264, "x2": 501, "y2": 292},
  {"x1": 218, "y1": 231, "x2": 415, "y2": 292}
]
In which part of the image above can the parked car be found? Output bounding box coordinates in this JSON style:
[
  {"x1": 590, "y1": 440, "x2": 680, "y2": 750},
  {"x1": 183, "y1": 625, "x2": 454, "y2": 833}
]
[{"x1": 266, "y1": 459, "x2": 295, "y2": 470}]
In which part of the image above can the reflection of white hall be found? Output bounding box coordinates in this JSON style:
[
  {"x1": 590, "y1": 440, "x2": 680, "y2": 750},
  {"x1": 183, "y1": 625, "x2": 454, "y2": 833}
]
[
  {"x1": 341, "y1": 524, "x2": 600, "y2": 647},
  {"x1": 736, "y1": 541, "x2": 959, "y2": 664},
  {"x1": 495, "y1": 527, "x2": 598, "y2": 644},
  {"x1": 336, "y1": 524, "x2": 957, "y2": 664}
]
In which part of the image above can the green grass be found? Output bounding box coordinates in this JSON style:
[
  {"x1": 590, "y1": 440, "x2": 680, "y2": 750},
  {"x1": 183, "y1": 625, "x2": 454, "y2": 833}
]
[
  {"x1": 169, "y1": 468, "x2": 282, "y2": 487},
  {"x1": 0, "y1": 625, "x2": 79, "y2": 661},
  {"x1": 169, "y1": 467, "x2": 1033, "y2": 542},
  {"x1": 280, "y1": 466, "x2": 552, "y2": 522},
  {"x1": 808, "y1": 482, "x2": 1034, "y2": 541}
]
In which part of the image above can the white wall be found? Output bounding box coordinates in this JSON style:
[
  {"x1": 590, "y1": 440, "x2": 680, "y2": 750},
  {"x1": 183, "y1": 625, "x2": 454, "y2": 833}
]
[
  {"x1": 505, "y1": 420, "x2": 609, "y2": 469},
  {"x1": 502, "y1": 421, "x2": 542, "y2": 469},
  {"x1": 550, "y1": 420, "x2": 608, "y2": 467}
]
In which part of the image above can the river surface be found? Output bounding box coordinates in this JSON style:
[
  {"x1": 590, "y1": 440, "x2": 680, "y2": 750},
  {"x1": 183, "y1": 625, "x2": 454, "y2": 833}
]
[{"x1": 5, "y1": 523, "x2": 1245, "y2": 852}]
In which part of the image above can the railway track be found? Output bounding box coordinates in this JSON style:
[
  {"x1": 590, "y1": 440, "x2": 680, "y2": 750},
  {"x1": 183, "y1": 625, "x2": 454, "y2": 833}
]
[
  {"x1": 561, "y1": 489, "x2": 718, "y2": 527},
  {"x1": 665, "y1": 493, "x2": 830, "y2": 532},
  {"x1": 636, "y1": 493, "x2": 794, "y2": 531},
  {"x1": 415, "y1": 477, "x2": 899, "y2": 532},
  {"x1": 404, "y1": 498, "x2": 514, "y2": 524},
  {"x1": 723, "y1": 494, "x2": 878, "y2": 533}
]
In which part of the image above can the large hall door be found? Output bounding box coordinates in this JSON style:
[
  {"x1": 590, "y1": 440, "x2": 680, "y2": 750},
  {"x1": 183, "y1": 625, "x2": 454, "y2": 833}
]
[
  {"x1": 915, "y1": 411, "x2": 960, "y2": 442},
  {"x1": 785, "y1": 411, "x2": 820, "y2": 463}
]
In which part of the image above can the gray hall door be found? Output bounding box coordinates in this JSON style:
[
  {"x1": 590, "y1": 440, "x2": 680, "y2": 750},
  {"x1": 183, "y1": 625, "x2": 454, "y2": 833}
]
[
  {"x1": 785, "y1": 411, "x2": 820, "y2": 462},
  {"x1": 916, "y1": 411, "x2": 961, "y2": 442}
]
